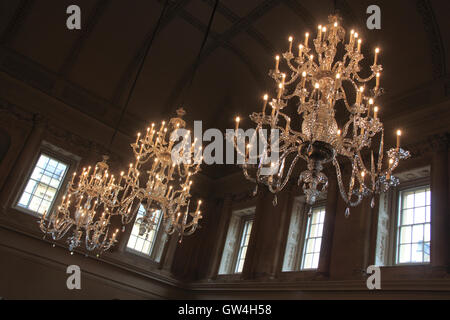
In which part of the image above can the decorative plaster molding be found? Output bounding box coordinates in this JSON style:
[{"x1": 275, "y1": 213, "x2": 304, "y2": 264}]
[{"x1": 416, "y1": 0, "x2": 447, "y2": 79}]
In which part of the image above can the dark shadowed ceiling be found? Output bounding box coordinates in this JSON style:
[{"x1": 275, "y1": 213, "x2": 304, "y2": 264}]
[{"x1": 0, "y1": 0, "x2": 449, "y2": 178}]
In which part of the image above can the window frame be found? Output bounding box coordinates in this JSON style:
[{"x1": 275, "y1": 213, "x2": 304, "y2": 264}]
[
  {"x1": 299, "y1": 204, "x2": 326, "y2": 270},
  {"x1": 13, "y1": 143, "x2": 77, "y2": 218},
  {"x1": 125, "y1": 204, "x2": 165, "y2": 261},
  {"x1": 217, "y1": 206, "x2": 256, "y2": 276},
  {"x1": 392, "y1": 182, "x2": 431, "y2": 266},
  {"x1": 384, "y1": 177, "x2": 430, "y2": 266},
  {"x1": 232, "y1": 215, "x2": 254, "y2": 274}
]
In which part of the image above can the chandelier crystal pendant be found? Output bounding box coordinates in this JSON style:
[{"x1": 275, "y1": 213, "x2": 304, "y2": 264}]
[
  {"x1": 129, "y1": 108, "x2": 203, "y2": 240},
  {"x1": 39, "y1": 155, "x2": 139, "y2": 253},
  {"x1": 234, "y1": 15, "x2": 410, "y2": 213}
]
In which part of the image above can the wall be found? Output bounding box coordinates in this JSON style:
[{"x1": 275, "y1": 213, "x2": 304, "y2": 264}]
[{"x1": 0, "y1": 68, "x2": 449, "y2": 299}]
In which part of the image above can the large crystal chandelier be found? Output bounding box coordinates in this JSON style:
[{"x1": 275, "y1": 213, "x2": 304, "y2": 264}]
[
  {"x1": 129, "y1": 108, "x2": 203, "y2": 241},
  {"x1": 234, "y1": 15, "x2": 410, "y2": 214},
  {"x1": 39, "y1": 156, "x2": 139, "y2": 253}
]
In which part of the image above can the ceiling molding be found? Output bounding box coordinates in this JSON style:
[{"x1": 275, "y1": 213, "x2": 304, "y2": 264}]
[{"x1": 416, "y1": 0, "x2": 447, "y2": 79}]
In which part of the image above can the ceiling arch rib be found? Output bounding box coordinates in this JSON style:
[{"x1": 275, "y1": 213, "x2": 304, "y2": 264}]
[
  {"x1": 163, "y1": 0, "x2": 285, "y2": 117},
  {"x1": 203, "y1": 0, "x2": 276, "y2": 56},
  {"x1": 111, "y1": 0, "x2": 192, "y2": 106}
]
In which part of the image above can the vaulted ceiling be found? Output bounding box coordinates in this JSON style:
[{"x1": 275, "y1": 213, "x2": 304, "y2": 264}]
[{"x1": 0, "y1": 0, "x2": 449, "y2": 178}]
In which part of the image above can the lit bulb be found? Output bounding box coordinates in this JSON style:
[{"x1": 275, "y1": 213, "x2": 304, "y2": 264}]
[
  {"x1": 315, "y1": 83, "x2": 320, "y2": 89},
  {"x1": 397, "y1": 130, "x2": 402, "y2": 136}
]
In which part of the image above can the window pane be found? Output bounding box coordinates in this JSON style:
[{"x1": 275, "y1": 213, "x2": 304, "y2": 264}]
[
  {"x1": 412, "y1": 225, "x2": 424, "y2": 243},
  {"x1": 414, "y1": 192, "x2": 426, "y2": 207},
  {"x1": 399, "y1": 244, "x2": 411, "y2": 263},
  {"x1": 312, "y1": 254, "x2": 319, "y2": 269},
  {"x1": 126, "y1": 205, "x2": 163, "y2": 258},
  {"x1": 397, "y1": 187, "x2": 431, "y2": 264},
  {"x1": 402, "y1": 209, "x2": 414, "y2": 225},
  {"x1": 411, "y1": 243, "x2": 423, "y2": 262},
  {"x1": 17, "y1": 154, "x2": 69, "y2": 215},
  {"x1": 304, "y1": 254, "x2": 313, "y2": 269},
  {"x1": 36, "y1": 155, "x2": 49, "y2": 168},
  {"x1": 414, "y1": 207, "x2": 426, "y2": 224},
  {"x1": 424, "y1": 224, "x2": 430, "y2": 242},
  {"x1": 403, "y1": 192, "x2": 415, "y2": 209},
  {"x1": 399, "y1": 226, "x2": 411, "y2": 244},
  {"x1": 314, "y1": 238, "x2": 322, "y2": 252},
  {"x1": 18, "y1": 192, "x2": 31, "y2": 206},
  {"x1": 306, "y1": 239, "x2": 314, "y2": 253},
  {"x1": 24, "y1": 180, "x2": 37, "y2": 193},
  {"x1": 234, "y1": 219, "x2": 253, "y2": 273},
  {"x1": 301, "y1": 206, "x2": 325, "y2": 270}
]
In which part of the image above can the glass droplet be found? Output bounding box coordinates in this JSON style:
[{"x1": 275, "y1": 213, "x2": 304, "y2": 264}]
[
  {"x1": 70, "y1": 251, "x2": 74, "y2": 256},
  {"x1": 253, "y1": 185, "x2": 258, "y2": 197},
  {"x1": 345, "y1": 207, "x2": 350, "y2": 218},
  {"x1": 122, "y1": 226, "x2": 126, "y2": 232},
  {"x1": 96, "y1": 254, "x2": 100, "y2": 258},
  {"x1": 273, "y1": 195, "x2": 278, "y2": 206},
  {"x1": 52, "y1": 244, "x2": 56, "y2": 248},
  {"x1": 371, "y1": 197, "x2": 375, "y2": 208}
]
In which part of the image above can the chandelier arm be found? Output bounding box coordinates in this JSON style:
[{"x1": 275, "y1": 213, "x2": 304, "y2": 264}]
[
  {"x1": 283, "y1": 57, "x2": 301, "y2": 81},
  {"x1": 337, "y1": 86, "x2": 356, "y2": 114},
  {"x1": 52, "y1": 221, "x2": 74, "y2": 241},
  {"x1": 276, "y1": 153, "x2": 302, "y2": 192},
  {"x1": 333, "y1": 158, "x2": 350, "y2": 204}
]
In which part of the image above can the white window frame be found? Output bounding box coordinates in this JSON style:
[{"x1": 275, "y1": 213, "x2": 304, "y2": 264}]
[
  {"x1": 233, "y1": 216, "x2": 254, "y2": 274},
  {"x1": 282, "y1": 197, "x2": 326, "y2": 272},
  {"x1": 300, "y1": 205, "x2": 326, "y2": 270},
  {"x1": 376, "y1": 174, "x2": 431, "y2": 266},
  {"x1": 218, "y1": 207, "x2": 255, "y2": 275},
  {"x1": 125, "y1": 204, "x2": 166, "y2": 261},
  {"x1": 14, "y1": 143, "x2": 77, "y2": 218},
  {"x1": 394, "y1": 185, "x2": 431, "y2": 265}
]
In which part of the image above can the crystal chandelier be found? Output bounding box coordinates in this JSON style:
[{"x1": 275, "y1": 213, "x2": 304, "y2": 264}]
[
  {"x1": 234, "y1": 15, "x2": 410, "y2": 214},
  {"x1": 128, "y1": 108, "x2": 204, "y2": 240},
  {"x1": 39, "y1": 156, "x2": 139, "y2": 253}
]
